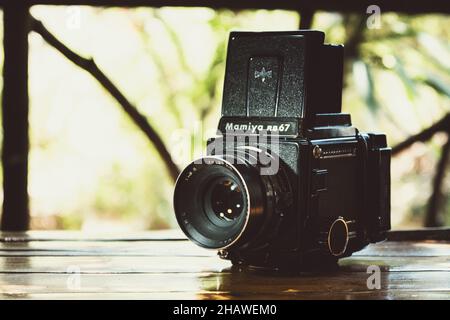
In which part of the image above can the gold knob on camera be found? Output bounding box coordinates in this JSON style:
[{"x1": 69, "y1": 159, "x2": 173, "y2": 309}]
[
  {"x1": 318, "y1": 217, "x2": 355, "y2": 257},
  {"x1": 312, "y1": 145, "x2": 322, "y2": 159}
]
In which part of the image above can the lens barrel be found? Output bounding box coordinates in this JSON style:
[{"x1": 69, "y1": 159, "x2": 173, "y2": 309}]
[{"x1": 174, "y1": 153, "x2": 283, "y2": 250}]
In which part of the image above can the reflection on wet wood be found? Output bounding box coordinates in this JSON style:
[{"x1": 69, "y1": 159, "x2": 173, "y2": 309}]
[{"x1": 0, "y1": 231, "x2": 448, "y2": 300}]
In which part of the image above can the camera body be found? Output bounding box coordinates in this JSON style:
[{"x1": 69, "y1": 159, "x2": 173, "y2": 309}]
[{"x1": 174, "y1": 31, "x2": 391, "y2": 270}]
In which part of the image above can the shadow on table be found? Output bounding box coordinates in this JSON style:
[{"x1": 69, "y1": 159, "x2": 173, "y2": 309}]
[{"x1": 195, "y1": 262, "x2": 393, "y2": 300}]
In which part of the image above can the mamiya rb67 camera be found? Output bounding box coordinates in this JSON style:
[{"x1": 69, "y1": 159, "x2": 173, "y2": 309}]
[{"x1": 174, "y1": 31, "x2": 391, "y2": 270}]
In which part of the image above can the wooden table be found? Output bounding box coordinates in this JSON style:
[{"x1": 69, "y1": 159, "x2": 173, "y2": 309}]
[{"x1": 0, "y1": 231, "x2": 449, "y2": 300}]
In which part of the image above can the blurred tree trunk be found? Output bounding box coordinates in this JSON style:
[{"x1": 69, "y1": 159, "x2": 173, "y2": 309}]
[{"x1": 426, "y1": 137, "x2": 450, "y2": 227}]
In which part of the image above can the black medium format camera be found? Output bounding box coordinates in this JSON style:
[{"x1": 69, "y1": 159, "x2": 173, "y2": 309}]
[{"x1": 174, "y1": 31, "x2": 391, "y2": 270}]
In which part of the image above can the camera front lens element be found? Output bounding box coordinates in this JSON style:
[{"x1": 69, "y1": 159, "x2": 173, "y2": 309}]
[{"x1": 209, "y1": 178, "x2": 244, "y2": 222}]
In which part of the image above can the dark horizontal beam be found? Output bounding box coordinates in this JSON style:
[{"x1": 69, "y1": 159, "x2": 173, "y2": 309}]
[
  {"x1": 0, "y1": 0, "x2": 449, "y2": 14},
  {"x1": 387, "y1": 227, "x2": 450, "y2": 241}
]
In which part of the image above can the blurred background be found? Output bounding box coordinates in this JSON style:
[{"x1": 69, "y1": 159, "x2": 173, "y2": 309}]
[{"x1": 0, "y1": 6, "x2": 448, "y2": 232}]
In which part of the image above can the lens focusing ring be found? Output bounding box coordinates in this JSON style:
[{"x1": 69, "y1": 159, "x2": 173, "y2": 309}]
[
  {"x1": 174, "y1": 153, "x2": 280, "y2": 250},
  {"x1": 174, "y1": 156, "x2": 251, "y2": 249}
]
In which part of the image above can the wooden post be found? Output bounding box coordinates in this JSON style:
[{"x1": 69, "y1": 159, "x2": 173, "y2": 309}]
[
  {"x1": 299, "y1": 8, "x2": 315, "y2": 29},
  {"x1": 425, "y1": 138, "x2": 450, "y2": 227},
  {"x1": 1, "y1": 4, "x2": 30, "y2": 230}
]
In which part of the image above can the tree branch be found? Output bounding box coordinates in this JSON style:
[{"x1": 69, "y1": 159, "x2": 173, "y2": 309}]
[
  {"x1": 30, "y1": 17, "x2": 180, "y2": 183},
  {"x1": 425, "y1": 137, "x2": 450, "y2": 227},
  {"x1": 390, "y1": 113, "x2": 450, "y2": 226},
  {"x1": 392, "y1": 113, "x2": 450, "y2": 156}
]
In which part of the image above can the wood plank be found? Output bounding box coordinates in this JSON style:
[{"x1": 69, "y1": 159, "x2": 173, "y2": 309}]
[
  {"x1": 0, "y1": 232, "x2": 448, "y2": 299},
  {"x1": 0, "y1": 240, "x2": 209, "y2": 257},
  {"x1": 351, "y1": 241, "x2": 450, "y2": 257},
  {"x1": 2, "y1": 291, "x2": 450, "y2": 300},
  {"x1": 388, "y1": 228, "x2": 450, "y2": 241},
  {"x1": 1, "y1": 240, "x2": 449, "y2": 257},
  {"x1": 0, "y1": 272, "x2": 448, "y2": 299},
  {"x1": 0, "y1": 230, "x2": 185, "y2": 242},
  {"x1": 0, "y1": 255, "x2": 449, "y2": 274},
  {"x1": 0, "y1": 256, "x2": 231, "y2": 274},
  {"x1": 2, "y1": 228, "x2": 448, "y2": 243}
]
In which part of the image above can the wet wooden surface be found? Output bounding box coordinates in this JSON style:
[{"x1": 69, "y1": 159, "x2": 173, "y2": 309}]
[{"x1": 0, "y1": 231, "x2": 449, "y2": 300}]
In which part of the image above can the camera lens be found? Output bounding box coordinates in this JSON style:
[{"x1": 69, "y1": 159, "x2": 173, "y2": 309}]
[
  {"x1": 207, "y1": 178, "x2": 244, "y2": 222},
  {"x1": 174, "y1": 154, "x2": 280, "y2": 249}
]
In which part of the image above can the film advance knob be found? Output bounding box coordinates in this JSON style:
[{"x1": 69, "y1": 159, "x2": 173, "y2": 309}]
[{"x1": 320, "y1": 217, "x2": 350, "y2": 257}]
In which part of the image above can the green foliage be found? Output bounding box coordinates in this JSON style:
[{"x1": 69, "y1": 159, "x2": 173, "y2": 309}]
[{"x1": 335, "y1": 13, "x2": 450, "y2": 227}]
